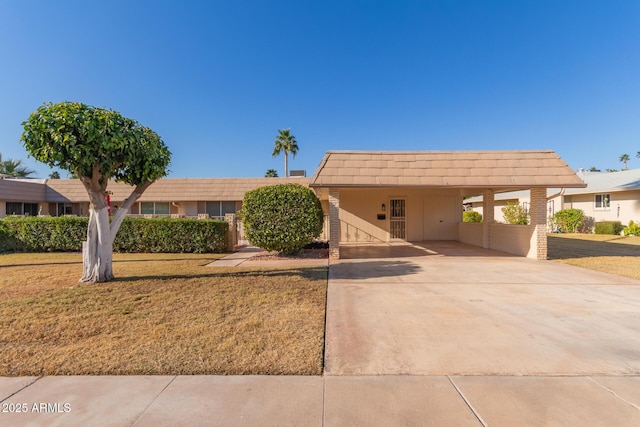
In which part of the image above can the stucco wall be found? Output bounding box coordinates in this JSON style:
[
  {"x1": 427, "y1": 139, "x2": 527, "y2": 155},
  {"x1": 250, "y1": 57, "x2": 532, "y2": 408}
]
[
  {"x1": 490, "y1": 223, "x2": 534, "y2": 257},
  {"x1": 563, "y1": 191, "x2": 640, "y2": 227},
  {"x1": 458, "y1": 222, "x2": 483, "y2": 246},
  {"x1": 338, "y1": 188, "x2": 463, "y2": 243}
]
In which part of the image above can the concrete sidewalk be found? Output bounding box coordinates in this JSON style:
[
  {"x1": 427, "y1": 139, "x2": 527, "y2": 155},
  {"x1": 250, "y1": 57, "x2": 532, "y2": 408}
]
[
  {"x1": 2, "y1": 374, "x2": 640, "y2": 426},
  {"x1": 3, "y1": 242, "x2": 640, "y2": 426}
]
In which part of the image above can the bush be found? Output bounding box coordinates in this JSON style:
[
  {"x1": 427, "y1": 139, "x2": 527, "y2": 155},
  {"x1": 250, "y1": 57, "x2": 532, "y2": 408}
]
[
  {"x1": 0, "y1": 220, "x2": 23, "y2": 253},
  {"x1": 1, "y1": 216, "x2": 87, "y2": 252},
  {"x1": 594, "y1": 221, "x2": 624, "y2": 235},
  {"x1": 623, "y1": 220, "x2": 640, "y2": 236},
  {"x1": 114, "y1": 218, "x2": 228, "y2": 253},
  {"x1": 242, "y1": 183, "x2": 324, "y2": 254},
  {"x1": 462, "y1": 211, "x2": 482, "y2": 223},
  {"x1": 501, "y1": 201, "x2": 529, "y2": 225},
  {"x1": 0, "y1": 217, "x2": 228, "y2": 253},
  {"x1": 552, "y1": 209, "x2": 585, "y2": 233}
]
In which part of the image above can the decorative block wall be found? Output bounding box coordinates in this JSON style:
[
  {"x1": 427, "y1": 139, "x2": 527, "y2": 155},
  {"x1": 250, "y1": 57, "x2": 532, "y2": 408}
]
[{"x1": 328, "y1": 188, "x2": 340, "y2": 260}]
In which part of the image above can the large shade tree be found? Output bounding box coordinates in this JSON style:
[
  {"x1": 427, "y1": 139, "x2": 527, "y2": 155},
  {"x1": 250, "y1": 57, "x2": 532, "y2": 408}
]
[
  {"x1": 21, "y1": 102, "x2": 171, "y2": 283},
  {"x1": 272, "y1": 128, "x2": 298, "y2": 177}
]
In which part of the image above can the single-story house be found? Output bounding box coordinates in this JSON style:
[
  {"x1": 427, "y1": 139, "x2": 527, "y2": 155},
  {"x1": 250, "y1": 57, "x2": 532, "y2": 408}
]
[
  {"x1": 1, "y1": 149, "x2": 585, "y2": 260},
  {"x1": 465, "y1": 168, "x2": 640, "y2": 228},
  {"x1": 0, "y1": 176, "x2": 313, "y2": 218}
]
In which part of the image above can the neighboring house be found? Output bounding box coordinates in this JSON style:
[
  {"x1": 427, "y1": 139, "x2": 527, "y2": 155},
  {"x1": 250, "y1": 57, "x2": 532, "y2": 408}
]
[
  {"x1": 465, "y1": 168, "x2": 640, "y2": 228},
  {"x1": 1, "y1": 149, "x2": 585, "y2": 260}
]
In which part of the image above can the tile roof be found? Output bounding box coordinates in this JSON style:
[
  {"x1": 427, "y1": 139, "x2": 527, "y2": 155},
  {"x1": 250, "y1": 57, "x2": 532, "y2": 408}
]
[
  {"x1": 570, "y1": 169, "x2": 640, "y2": 194},
  {"x1": 44, "y1": 177, "x2": 311, "y2": 203},
  {"x1": 310, "y1": 150, "x2": 586, "y2": 189},
  {"x1": 464, "y1": 168, "x2": 640, "y2": 203}
]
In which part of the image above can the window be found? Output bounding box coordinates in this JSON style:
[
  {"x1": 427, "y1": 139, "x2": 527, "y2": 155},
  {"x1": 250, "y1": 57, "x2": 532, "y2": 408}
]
[
  {"x1": 140, "y1": 202, "x2": 171, "y2": 215},
  {"x1": 595, "y1": 194, "x2": 610, "y2": 209},
  {"x1": 140, "y1": 202, "x2": 154, "y2": 215},
  {"x1": 5, "y1": 202, "x2": 38, "y2": 216},
  {"x1": 6, "y1": 202, "x2": 23, "y2": 215},
  {"x1": 205, "y1": 201, "x2": 237, "y2": 218},
  {"x1": 154, "y1": 202, "x2": 170, "y2": 215},
  {"x1": 24, "y1": 203, "x2": 38, "y2": 216},
  {"x1": 57, "y1": 203, "x2": 75, "y2": 216}
]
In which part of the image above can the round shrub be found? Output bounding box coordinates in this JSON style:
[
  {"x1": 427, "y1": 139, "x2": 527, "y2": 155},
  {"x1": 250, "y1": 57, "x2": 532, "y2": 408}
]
[
  {"x1": 242, "y1": 183, "x2": 324, "y2": 254},
  {"x1": 552, "y1": 208, "x2": 585, "y2": 233},
  {"x1": 463, "y1": 211, "x2": 482, "y2": 223}
]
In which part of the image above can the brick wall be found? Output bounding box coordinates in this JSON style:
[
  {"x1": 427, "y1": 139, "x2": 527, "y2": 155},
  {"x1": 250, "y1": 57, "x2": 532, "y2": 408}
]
[
  {"x1": 328, "y1": 188, "x2": 340, "y2": 260},
  {"x1": 530, "y1": 188, "x2": 547, "y2": 260},
  {"x1": 482, "y1": 189, "x2": 494, "y2": 249}
]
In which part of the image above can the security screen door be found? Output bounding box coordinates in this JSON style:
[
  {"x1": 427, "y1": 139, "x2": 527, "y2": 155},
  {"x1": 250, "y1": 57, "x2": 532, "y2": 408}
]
[{"x1": 390, "y1": 199, "x2": 406, "y2": 239}]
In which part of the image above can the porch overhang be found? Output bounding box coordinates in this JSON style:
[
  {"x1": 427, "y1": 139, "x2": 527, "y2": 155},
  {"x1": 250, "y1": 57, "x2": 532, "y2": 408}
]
[{"x1": 310, "y1": 150, "x2": 586, "y2": 261}]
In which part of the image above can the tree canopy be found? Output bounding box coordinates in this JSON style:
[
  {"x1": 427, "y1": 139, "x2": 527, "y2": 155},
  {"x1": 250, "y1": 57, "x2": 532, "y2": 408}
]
[{"x1": 21, "y1": 102, "x2": 170, "y2": 194}]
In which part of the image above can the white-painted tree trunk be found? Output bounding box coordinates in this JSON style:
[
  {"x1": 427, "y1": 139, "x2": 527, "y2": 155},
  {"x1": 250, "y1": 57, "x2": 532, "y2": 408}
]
[
  {"x1": 79, "y1": 181, "x2": 149, "y2": 283},
  {"x1": 81, "y1": 207, "x2": 115, "y2": 283}
]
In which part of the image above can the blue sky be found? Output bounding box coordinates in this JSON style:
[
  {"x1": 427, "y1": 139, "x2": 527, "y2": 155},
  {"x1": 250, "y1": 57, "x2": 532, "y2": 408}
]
[{"x1": 1, "y1": 1, "x2": 639, "y2": 178}]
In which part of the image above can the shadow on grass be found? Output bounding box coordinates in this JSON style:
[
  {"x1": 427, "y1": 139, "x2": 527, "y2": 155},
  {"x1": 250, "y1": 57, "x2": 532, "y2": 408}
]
[
  {"x1": 0, "y1": 260, "x2": 83, "y2": 268},
  {"x1": 0, "y1": 254, "x2": 224, "y2": 268},
  {"x1": 113, "y1": 266, "x2": 329, "y2": 283},
  {"x1": 548, "y1": 235, "x2": 640, "y2": 260}
]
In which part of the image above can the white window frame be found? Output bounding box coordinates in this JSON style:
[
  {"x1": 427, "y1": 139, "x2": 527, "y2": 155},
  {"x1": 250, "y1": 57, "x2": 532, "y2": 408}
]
[{"x1": 594, "y1": 194, "x2": 611, "y2": 210}]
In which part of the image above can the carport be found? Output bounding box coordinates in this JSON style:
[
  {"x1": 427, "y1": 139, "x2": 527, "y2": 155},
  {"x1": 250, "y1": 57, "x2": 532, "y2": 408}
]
[{"x1": 310, "y1": 150, "x2": 586, "y2": 260}]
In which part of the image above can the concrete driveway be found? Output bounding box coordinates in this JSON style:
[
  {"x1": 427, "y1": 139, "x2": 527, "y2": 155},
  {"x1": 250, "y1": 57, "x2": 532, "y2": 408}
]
[
  {"x1": 326, "y1": 241, "x2": 640, "y2": 376},
  {"x1": 323, "y1": 242, "x2": 640, "y2": 425}
]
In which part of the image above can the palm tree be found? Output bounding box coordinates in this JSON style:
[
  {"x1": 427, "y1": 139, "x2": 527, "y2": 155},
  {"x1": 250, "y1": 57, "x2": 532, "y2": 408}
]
[
  {"x1": 265, "y1": 168, "x2": 279, "y2": 177},
  {"x1": 49, "y1": 171, "x2": 61, "y2": 179},
  {"x1": 0, "y1": 152, "x2": 35, "y2": 177},
  {"x1": 636, "y1": 151, "x2": 640, "y2": 160},
  {"x1": 272, "y1": 129, "x2": 298, "y2": 178},
  {"x1": 619, "y1": 154, "x2": 630, "y2": 170}
]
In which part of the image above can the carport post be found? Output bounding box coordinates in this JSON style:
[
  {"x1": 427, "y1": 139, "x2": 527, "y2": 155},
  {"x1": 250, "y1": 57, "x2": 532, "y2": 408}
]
[
  {"x1": 329, "y1": 188, "x2": 340, "y2": 260},
  {"x1": 482, "y1": 189, "x2": 494, "y2": 249},
  {"x1": 530, "y1": 187, "x2": 548, "y2": 260}
]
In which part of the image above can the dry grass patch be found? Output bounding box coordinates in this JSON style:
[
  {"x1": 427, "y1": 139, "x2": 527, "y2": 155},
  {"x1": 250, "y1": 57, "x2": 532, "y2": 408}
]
[
  {"x1": 0, "y1": 253, "x2": 327, "y2": 376},
  {"x1": 548, "y1": 234, "x2": 640, "y2": 280},
  {"x1": 555, "y1": 256, "x2": 640, "y2": 280}
]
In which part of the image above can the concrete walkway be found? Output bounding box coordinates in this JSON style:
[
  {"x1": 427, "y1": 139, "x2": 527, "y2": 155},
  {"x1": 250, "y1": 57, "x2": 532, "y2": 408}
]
[
  {"x1": 3, "y1": 242, "x2": 640, "y2": 426},
  {"x1": 206, "y1": 246, "x2": 328, "y2": 268}
]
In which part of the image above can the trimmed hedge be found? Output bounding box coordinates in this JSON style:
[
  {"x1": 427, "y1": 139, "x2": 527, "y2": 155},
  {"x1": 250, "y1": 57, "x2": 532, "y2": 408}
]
[
  {"x1": 114, "y1": 218, "x2": 228, "y2": 253},
  {"x1": 0, "y1": 217, "x2": 228, "y2": 253},
  {"x1": 594, "y1": 221, "x2": 624, "y2": 235}
]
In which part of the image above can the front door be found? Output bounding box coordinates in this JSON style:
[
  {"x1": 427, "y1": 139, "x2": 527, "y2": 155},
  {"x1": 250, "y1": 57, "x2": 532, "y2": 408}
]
[{"x1": 390, "y1": 199, "x2": 406, "y2": 239}]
